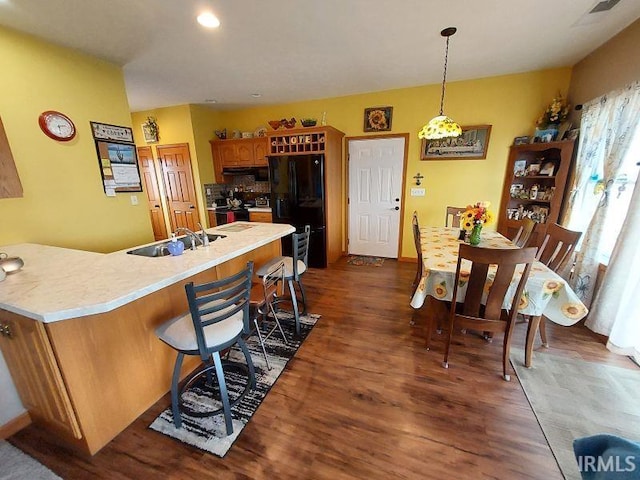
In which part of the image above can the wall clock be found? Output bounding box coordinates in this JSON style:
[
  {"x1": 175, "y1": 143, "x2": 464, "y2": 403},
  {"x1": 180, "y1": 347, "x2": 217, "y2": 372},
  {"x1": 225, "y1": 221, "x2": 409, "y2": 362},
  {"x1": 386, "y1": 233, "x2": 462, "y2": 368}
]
[{"x1": 38, "y1": 110, "x2": 76, "y2": 141}]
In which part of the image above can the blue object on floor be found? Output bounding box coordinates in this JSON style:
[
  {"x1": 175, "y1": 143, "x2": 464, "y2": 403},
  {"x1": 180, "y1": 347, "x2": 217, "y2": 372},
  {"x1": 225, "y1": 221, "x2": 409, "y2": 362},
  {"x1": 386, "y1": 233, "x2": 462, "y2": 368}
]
[{"x1": 573, "y1": 434, "x2": 640, "y2": 479}]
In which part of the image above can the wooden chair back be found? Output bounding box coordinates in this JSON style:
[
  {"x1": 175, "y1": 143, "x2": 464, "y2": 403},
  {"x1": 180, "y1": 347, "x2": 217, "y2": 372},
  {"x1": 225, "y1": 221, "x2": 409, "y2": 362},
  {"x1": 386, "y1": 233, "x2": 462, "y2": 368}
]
[
  {"x1": 536, "y1": 223, "x2": 582, "y2": 273},
  {"x1": 512, "y1": 217, "x2": 536, "y2": 248},
  {"x1": 411, "y1": 211, "x2": 423, "y2": 297},
  {"x1": 444, "y1": 245, "x2": 537, "y2": 380},
  {"x1": 445, "y1": 206, "x2": 466, "y2": 228}
]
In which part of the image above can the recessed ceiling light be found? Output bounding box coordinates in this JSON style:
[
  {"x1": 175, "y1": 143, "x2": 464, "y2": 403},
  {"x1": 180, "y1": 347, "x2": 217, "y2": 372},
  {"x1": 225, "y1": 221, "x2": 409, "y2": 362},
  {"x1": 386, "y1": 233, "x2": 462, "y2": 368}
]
[
  {"x1": 204, "y1": 99, "x2": 217, "y2": 103},
  {"x1": 251, "y1": 93, "x2": 262, "y2": 98},
  {"x1": 197, "y1": 12, "x2": 220, "y2": 28}
]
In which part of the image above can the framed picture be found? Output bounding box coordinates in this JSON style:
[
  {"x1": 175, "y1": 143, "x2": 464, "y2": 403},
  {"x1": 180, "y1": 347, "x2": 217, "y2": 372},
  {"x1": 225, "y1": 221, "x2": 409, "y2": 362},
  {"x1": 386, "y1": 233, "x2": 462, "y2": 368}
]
[
  {"x1": 421, "y1": 124, "x2": 492, "y2": 160},
  {"x1": 363, "y1": 106, "x2": 393, "y2": 132},
  {"x1": 90, "y1": 121, "x2": 134, "y2": 143},
  {"x1": 527, "y1": 163, "x2": 541, "y2": 176},
  {"x1": 514, "y1": 135, "x2": 530, "y2": 145},
  {"x1": 94, "y1": 140, "x2": 142, "y2": 195},
  {"x1": 513, "y1": 159, "x2": 527, "y2": 177},
  {"x1": 540, "y1": 161, "x2": 556, "y2": 176},
  {"x1": 141, "y1": 123, "x2": 159, "y2": 143}
]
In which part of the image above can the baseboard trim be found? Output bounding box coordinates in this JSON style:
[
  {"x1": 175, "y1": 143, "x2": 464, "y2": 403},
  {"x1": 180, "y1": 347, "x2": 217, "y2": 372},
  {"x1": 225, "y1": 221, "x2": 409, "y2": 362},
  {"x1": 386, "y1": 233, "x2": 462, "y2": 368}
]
[
  {"x1": 398, "y1": 256, "x2": 418, "y2": 263},
  {"x1": 0, "y1": 412, "x2": 31, "y2": 439}
]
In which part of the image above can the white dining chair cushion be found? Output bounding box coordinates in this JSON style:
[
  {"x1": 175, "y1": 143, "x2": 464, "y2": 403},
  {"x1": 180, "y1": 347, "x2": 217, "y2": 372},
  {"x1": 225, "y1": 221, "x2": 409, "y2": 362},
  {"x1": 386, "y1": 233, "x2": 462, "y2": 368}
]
[
  {"x1": 155, "y1": 301, "x2": 244, "y2": 352},
  {"x1": 256, "y1": 256, "x2": 306, "y2": 279}
]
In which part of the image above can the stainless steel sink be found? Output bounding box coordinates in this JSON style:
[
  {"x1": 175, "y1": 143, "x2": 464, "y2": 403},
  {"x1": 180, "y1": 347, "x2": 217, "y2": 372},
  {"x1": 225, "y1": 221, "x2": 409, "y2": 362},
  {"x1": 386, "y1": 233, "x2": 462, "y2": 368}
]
[{"x1": 126, "y1": 234, "x2": 226, "y2": 257}]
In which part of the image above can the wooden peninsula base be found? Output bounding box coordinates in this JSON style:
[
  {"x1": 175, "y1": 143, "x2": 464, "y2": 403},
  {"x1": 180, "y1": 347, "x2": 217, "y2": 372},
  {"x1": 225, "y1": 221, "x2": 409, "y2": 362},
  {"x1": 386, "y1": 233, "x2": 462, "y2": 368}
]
[{"x1": 0, "y1": 230, "x2": 285, "y2": 455}]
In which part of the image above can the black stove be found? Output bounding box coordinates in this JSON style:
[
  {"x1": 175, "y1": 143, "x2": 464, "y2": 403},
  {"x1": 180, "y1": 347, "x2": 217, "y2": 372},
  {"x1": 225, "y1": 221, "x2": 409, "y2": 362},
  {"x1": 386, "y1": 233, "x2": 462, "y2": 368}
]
[{"x1": 214, "y1": 207, "x2": 249, "y2": 224}]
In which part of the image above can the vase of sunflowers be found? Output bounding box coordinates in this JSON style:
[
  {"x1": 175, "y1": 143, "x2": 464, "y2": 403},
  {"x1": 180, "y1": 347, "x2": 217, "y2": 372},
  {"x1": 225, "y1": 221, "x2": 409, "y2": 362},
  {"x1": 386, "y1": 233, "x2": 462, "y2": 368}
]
[{"x1": 460, "y1": 202, "x2": 494, "y2": 246}]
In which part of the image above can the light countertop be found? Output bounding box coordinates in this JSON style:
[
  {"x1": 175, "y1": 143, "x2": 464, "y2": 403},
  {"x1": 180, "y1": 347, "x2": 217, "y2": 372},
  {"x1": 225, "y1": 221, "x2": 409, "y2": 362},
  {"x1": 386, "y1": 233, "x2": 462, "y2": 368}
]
[
  {"x1": 0, "y1": 222, "x2": 293, "y2": 323},
  {"x1": 206, "y1": 206, "x2": 271, "y2": 213}
]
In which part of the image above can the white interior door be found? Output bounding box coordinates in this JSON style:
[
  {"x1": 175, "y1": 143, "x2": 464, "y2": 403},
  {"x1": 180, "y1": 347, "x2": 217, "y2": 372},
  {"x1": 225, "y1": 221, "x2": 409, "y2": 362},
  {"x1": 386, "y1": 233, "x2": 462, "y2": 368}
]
[{"x1": 348, "y1": 137, "x2": 404, "y2": 258}]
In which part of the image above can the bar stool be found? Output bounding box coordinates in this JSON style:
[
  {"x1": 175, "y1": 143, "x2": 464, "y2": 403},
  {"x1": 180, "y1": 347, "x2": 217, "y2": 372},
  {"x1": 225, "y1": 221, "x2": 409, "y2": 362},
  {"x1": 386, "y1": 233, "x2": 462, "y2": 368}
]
[
  {"x1": 256, "y1": 226, "x2": 310, "y2": 336},
  {"x1": 249, "y1": 260, "x2": 288, "y2": 370},
  {"x1": 155, "y1": 262, "x2": 255, "y2": 436}
]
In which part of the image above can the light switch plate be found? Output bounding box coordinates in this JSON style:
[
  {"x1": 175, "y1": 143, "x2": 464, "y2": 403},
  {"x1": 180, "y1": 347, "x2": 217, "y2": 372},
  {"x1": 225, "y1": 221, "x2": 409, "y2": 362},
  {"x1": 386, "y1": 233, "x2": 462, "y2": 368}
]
[
  {"x1": 130, "y1": 195, "x2": 139, "y2": 205},
  {"x1": 411, "y1": 188, "x2": 426, "y2": 196}
]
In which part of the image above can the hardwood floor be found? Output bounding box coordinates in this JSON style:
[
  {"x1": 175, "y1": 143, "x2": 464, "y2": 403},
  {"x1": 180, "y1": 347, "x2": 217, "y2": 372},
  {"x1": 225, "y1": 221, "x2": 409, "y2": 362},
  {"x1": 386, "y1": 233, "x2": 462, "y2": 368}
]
[{"x1": 8, "y1": 258, "x2": 636, "y2": 479}]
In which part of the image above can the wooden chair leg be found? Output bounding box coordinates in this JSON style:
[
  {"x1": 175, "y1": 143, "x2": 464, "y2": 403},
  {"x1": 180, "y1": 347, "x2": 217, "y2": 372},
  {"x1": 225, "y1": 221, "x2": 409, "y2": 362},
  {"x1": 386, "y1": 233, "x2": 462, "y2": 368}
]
[
  {"x1": 539, "y1": 317, "x2": 549, "y2": 347},
  {"x1": 525, "y1": 316, "x2": 542, "y2": 368}
]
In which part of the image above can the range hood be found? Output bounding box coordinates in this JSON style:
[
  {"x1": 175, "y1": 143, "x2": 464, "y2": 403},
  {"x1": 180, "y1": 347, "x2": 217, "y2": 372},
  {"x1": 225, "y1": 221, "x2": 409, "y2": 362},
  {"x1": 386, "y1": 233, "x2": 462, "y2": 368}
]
[{"x1": 221, "y1": 166, "x2": 269, "y2": 181}]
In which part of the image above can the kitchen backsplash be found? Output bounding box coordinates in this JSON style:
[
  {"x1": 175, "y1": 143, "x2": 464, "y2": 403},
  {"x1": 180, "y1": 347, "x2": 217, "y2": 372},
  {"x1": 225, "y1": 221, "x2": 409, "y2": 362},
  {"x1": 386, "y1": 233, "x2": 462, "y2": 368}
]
[{"x1": 204, "y1": 178, "x2": 270, "y2": 206}]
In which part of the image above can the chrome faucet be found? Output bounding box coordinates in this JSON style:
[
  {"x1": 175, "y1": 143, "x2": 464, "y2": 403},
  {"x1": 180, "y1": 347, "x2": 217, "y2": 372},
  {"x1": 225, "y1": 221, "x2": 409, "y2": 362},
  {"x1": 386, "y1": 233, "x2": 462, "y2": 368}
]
[
  {"x1": 174, "y1": 227, "x2": 201, "y2": 250},
  {"x1": 197, "y1": 222, "x2": 210, "y2": 246}
]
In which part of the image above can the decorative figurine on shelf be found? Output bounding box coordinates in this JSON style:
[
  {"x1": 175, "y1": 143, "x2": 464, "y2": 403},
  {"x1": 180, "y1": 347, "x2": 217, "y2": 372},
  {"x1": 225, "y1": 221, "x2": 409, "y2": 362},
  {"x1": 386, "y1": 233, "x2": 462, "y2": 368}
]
[{"x1": 214, "y1": 129, "x2": 227, "y2": 140}]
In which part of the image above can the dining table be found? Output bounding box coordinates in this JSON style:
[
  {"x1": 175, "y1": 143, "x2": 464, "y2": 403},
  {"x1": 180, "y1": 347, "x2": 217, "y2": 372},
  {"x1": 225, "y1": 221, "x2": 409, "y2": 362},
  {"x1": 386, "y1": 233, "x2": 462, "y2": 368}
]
[{"x1": 410, "y1": 226, "x2": 589, "y2": 367}]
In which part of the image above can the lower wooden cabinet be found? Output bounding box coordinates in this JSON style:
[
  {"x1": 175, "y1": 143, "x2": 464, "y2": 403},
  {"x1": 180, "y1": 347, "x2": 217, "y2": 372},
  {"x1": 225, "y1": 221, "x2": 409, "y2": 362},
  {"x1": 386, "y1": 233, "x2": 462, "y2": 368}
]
[
  {"x1": 0, "y1": 310, "x2": 81, "y2": 439},
  {"x1": 249, "y1": 211, "x2": 272, "y2": 223}
]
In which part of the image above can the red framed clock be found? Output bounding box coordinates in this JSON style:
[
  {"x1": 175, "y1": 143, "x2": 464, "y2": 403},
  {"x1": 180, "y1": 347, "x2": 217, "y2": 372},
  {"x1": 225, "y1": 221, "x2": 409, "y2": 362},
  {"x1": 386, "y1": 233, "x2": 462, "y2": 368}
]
[{"x1": 38, "y1": 110, "x2": 76, "y2": 141}]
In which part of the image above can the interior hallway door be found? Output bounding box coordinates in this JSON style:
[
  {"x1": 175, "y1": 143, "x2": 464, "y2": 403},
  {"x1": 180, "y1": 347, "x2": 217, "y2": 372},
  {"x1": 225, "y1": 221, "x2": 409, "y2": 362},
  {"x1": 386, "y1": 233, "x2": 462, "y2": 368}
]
[
  {"x1": 137, "y1": 146, "x2": 168, "y2": 241},
  {"x1": 157, "y1": 143, "x2": 200, "y2": 232},
  {"x1": 348, "y1": 136, "x2": 405, "y2": 258}
]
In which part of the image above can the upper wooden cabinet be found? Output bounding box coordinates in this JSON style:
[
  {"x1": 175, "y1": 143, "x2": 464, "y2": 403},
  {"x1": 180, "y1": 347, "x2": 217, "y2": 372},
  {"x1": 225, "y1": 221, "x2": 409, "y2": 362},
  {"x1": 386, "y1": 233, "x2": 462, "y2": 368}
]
[
  {"x1": 497, "y1": 139, "x2": 576, "y2": 245},
  {"x1": 210, "y1": 137, "x2": 269, "y2": 172}
]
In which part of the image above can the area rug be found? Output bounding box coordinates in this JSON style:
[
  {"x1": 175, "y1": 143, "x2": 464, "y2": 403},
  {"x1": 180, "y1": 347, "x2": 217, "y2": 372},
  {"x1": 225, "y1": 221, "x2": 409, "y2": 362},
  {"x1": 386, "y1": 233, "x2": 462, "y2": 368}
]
[
  {"x1": 511, "y1": 348, "x2": 640, "y2": 480},
  {"x1": 346, "y1": 255, "x2": 385, "y2": 266},
  {"x1": 149, "y1": 311, "x2": 319, "y2": 457},
  {"x1": 0, "y1": 440, "x2": 62, "y2": 480}
]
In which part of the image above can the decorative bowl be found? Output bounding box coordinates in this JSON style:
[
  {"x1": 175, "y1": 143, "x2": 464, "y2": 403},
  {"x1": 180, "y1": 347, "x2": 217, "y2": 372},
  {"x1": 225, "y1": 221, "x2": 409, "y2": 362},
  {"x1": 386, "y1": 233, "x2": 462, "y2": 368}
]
[
  {"x1": 268, "y1": 120, "x2": 282, "y2": 130},
  {"x1": 282, "y1": 117, "x2": 297, "y2": 129},
  {"x1": 301, "y1": 118, "x2": 317, "y2": 127},
  {"x1": 0, "y1": 253, "x2": 24, "y2": 274}
]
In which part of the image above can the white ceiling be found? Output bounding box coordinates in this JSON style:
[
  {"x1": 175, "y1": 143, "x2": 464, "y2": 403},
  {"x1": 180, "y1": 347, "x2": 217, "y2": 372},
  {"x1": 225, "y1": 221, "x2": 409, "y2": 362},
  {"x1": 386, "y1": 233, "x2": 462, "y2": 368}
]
[{"x1": 1, "y1": 0, "x2": 639, "y2": 112}]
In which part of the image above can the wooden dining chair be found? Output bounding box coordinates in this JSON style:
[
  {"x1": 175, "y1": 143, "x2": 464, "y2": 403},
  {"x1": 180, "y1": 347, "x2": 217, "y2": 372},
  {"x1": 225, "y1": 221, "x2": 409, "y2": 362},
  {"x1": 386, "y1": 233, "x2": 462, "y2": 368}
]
[
  {"x1": 445, "y1": 206, "x2": 467, "y2": 228},
  {"x1": 440, "y1": 244, "x2": 537, "y2": 381},
  {"x1": 411, "y1": 211, "x2": 423, "y2": 299},
  {"x1": 512, "y1": 217, "x2": 536, "y2": 248},
  {"x1": 531, "y1": 223, "x2": 582, "y2": 347}
]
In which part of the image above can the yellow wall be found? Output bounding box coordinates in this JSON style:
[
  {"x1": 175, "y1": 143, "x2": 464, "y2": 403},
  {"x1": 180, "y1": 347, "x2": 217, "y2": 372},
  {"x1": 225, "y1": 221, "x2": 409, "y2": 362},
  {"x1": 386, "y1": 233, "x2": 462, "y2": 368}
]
[
  {"x1": 131, "y1": 105, "x2": 223, "y2": 229},
  {"x1": 219, "y1": 68, "x2": 572, "y2": 258},
  {"x1": 0, "y1": 26, "x2": 152, "y2": 252}
]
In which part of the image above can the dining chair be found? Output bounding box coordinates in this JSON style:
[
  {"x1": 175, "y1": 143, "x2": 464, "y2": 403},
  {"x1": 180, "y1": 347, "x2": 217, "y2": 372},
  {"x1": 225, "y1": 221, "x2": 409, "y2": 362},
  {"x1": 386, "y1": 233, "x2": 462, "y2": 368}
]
[
  {"x1": 154, "y1": 262, "x2": 256, "y2": 436},
  {"x1": 410, "y1": 211, "x2": 425, "y2": 327},
  {"x1": 445, "y1": 206, "x2": 467, "y2": 228},
  {"x1": 249, "y1": 260, "x2": 288, "y2": 370},
  {"x1": 531, "y1": 223, "x2": 582, "y2": 347},
  {"x1": 512, "y1": 217, "x2": 536, "y2": 248},
  {"x1": 256, "y1": 225, "x2": 310, "y2": 336},
  {"x1": 440, "y1": 244, "x2": 537, "y2": 380}
]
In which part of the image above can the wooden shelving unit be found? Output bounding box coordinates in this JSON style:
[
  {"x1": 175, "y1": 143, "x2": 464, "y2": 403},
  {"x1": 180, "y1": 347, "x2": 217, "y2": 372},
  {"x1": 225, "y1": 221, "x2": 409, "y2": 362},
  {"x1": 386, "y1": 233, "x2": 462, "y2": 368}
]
[
  {"x1": 266, "y1": 126, "x2": 344, "y2": 155},
  {"x1": 497, "y1": 139, "x2": 576, "y2": 245}
]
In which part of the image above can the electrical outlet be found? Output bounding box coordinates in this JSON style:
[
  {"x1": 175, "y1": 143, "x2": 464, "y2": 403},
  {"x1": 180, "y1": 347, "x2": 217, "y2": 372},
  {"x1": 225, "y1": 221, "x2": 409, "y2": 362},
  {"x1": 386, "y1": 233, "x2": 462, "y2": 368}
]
[
  {"x1": 411, "y1": 188, "x2": 426, "y2": 196},
  {"x1": 130, "y1": 195, "x2": 139, "y2": 205}
]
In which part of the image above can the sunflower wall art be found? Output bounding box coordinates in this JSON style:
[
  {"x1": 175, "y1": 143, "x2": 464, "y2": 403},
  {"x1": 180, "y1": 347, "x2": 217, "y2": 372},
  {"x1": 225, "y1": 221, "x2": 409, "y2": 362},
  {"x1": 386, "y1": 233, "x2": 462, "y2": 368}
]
[{"x1": 363, "y1": 106, "x2": 393, "y2": 132}]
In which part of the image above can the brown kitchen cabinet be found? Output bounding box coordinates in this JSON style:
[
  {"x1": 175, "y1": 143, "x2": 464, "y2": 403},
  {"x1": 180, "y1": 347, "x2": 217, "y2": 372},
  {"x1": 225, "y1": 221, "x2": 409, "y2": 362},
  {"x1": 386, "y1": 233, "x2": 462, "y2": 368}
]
[
  {"x1": 497, "y1": 139, "x2": 575, "y2": 245},
  {"x1": 0, "y1": 310, "x2": 82, "y2": 440},
  {"x1": 249, "y1": 211, "x2": 272, "y2": 223},
  {"x1": 210, "y1": 137, "x2": 269, "y2": 172}
]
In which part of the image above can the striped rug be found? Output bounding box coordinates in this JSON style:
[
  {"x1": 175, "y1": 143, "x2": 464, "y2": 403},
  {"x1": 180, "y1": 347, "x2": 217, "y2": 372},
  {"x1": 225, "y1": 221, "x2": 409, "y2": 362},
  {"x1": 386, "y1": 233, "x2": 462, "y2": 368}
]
[{"x1": 149, "y1": 311, "x2": 319, "y2": 457}]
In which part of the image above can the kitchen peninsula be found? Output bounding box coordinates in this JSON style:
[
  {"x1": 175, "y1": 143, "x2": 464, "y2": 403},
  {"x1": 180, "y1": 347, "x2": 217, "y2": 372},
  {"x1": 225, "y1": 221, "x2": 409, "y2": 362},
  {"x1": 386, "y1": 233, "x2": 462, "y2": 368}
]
[{"x1": 0, "y1": 223, "x2": 294, "y2": 455}]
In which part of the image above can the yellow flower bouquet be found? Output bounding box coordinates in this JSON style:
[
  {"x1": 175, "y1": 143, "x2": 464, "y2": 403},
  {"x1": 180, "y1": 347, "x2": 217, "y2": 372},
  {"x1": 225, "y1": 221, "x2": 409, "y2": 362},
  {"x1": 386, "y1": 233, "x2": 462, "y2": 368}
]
[
  {"x1": 460, "y1": 201, "x2": 494, "y2": 232},
  {"x1": 537, "y1": 94, "x2": 570, "y2": 127}
]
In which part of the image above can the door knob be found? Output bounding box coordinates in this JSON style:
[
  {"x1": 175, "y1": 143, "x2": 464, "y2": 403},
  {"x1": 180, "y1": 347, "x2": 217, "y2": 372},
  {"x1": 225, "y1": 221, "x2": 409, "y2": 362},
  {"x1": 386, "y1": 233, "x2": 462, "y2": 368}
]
[
  {"x1": 395, "y1": 198, "x2": 400, "y2": 202},
  {"x1": 393, "y1": 206, "x2": 399, "y2": 211}
]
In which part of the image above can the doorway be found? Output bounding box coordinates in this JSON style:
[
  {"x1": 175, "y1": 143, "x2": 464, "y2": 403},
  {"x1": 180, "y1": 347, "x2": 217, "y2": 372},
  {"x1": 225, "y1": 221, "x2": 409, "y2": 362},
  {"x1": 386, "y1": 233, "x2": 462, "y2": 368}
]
[
  {"x1": 157, "y1": 143, "x2": 201, "y2": 232},
  {"x1": 347, "y1": 135, "x2": 407, "y2": 258},
  {"x1": 137, "y1": 146, "x2": 168, "y2": 241}
]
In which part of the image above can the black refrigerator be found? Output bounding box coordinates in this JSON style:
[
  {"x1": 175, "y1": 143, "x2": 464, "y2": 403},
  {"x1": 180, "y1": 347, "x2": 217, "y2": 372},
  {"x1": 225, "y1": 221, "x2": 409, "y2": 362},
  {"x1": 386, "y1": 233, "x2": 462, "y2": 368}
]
[{"x1": 268, "y1": 154, "x2": 327, "y2": 268}]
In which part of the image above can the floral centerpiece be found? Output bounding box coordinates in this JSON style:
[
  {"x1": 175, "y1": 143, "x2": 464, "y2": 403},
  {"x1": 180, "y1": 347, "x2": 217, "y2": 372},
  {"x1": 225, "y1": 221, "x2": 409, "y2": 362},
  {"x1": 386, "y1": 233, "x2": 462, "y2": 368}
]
[
  {"x1": 460, "y1": 201, "x2": 494, "y2": 245},
  {"x1": 537, "y1": 94, "x2": 570, "y2": 127}
]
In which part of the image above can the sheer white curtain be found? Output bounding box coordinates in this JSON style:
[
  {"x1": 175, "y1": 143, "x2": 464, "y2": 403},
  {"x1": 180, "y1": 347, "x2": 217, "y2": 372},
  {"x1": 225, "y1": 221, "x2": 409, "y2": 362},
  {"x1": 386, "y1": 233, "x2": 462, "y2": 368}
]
[{"x1": 563, "y1": 81, "x2": 640, "y2": 361}]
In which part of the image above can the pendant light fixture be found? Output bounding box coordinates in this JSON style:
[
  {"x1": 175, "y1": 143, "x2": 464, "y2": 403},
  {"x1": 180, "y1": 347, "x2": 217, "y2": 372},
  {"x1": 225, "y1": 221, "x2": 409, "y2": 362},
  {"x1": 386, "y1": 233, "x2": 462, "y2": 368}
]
[{"x1": 418, "y1": 27, "x2": 462, "y2": 140}]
